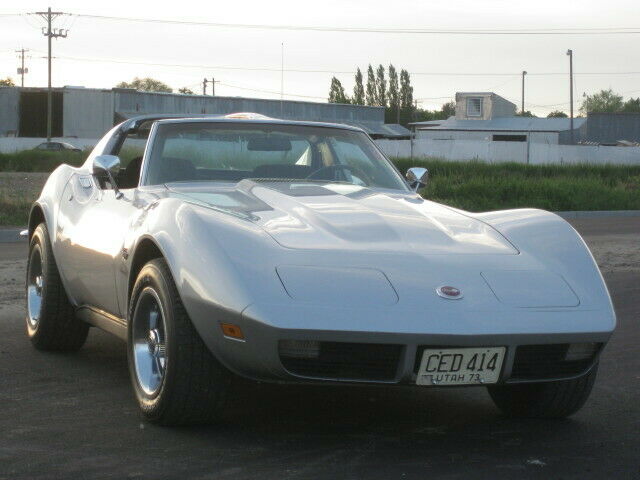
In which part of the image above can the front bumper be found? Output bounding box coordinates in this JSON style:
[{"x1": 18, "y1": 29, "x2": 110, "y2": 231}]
[{"x1": 188, "y1": 300, "x2": 614, "y2": 386}]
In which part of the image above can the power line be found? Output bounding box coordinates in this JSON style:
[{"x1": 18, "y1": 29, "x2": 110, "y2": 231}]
[
  {"x1": 49, "y1": 53, "x2": 354, "y2": 74},
  {"x1": 38, "y1": 52, "x2": 640, "y2": 78},
  {"x1": 217, "y1": 81, "x2": 326, "y2": 100},
  {"x1": 71, "y1": 14, "x2": 640, "y2": 35}
]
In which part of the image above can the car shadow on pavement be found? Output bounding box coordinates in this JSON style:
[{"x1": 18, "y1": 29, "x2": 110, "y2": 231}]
[{"x1": 4, "y1": 320, "x2": 625, "y2": 479}]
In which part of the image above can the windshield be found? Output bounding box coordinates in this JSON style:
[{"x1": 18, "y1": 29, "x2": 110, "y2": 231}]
[{"x1": 143, "y1": 122, "x2": 408, "y2": 191}]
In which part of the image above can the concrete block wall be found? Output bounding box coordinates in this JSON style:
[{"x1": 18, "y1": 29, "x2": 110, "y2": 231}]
[{"x1": 375, "y1": 139, "x2": 640, "y2": 165}]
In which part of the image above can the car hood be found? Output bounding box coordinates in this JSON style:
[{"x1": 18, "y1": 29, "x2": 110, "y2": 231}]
[{"x1": 167, "y1": 181, "x2": 518, "y2": 255}]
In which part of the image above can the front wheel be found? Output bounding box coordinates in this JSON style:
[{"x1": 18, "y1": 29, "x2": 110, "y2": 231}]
[
  {"x1": 127, "y1": 258, "x2": 232, "y2": 425},
  {"x1": 26, "y1": 223, "x2": 89, "y2": 351},
  {"x1": 488, "y1": 364, "x2": 598, "y2": 418}
]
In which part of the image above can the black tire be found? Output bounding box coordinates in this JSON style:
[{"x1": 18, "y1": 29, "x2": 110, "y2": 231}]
[
  {"x1": 127, "y1": 258, "x2": 232, "y2": 426},
  {"x1": 488, "y1": 364, "x2": 598, "y2": 418},
  {"x1": 26, "y1": 223, "x2": 89, "y2": 351}
]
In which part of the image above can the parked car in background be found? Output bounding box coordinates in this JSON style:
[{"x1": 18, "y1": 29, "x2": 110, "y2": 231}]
[
  {"x1": 33, "y1": 141, "x2": 81, "y2": 152},
  {"x1": 24, "y1": 113, "x2": 616, "y2": 426}
]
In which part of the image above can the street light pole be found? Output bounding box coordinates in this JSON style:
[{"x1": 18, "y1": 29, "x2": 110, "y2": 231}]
[
  {"x1": 521, "y1": 70, "x2": 527, "y2": 115},
  {"x1": 567, "y1": 49, "x2": 574, "y2": 144}
]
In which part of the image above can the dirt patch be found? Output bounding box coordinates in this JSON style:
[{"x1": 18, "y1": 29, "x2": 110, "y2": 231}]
[
  {"x1": 0, "y1": 173, "x2": 49, "y2": 227},
  {"x1": 0, "y1": 171, "x2": 49, "y2": 193},
  {"x1": 0, "y1": 172, "x2": 49, "y2": 203},
  {"x1": 584, "y1": 234, "x2": 640, "y2": 273}
]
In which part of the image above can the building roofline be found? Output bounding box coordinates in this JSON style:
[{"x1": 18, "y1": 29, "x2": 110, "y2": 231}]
[{"x1": 0, "y1": 85, "x2": 384, "y2": 111}]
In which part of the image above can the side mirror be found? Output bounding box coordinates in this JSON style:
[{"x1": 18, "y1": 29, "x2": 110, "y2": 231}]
[
  {"x1": 93, "y1": 155, "x2": 123, "y2": 199},
  {"x1": 406, "y1": 167, "x2": 429, "y2": 191}
]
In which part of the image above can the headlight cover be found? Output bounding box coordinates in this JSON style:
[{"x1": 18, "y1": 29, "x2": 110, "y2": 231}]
[{"x1": 276, "y1": 265, "x2": 398, "y2": 306}]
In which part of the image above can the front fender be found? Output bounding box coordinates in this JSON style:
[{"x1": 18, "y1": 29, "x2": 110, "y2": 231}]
[
  {"x1": 474, "y1": 208, "x2": 616, "y2": 329},
  {"x1": 29, "y1": 165, "x2": 76, "y2": 242},
  {"x1": 125, "y1": 199, "x2": 287, "y2": 358}
]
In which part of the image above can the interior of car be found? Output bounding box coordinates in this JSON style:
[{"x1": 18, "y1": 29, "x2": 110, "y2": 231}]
[{"x1": 99, "y1": 121, "x2": 403, "y2": 191}]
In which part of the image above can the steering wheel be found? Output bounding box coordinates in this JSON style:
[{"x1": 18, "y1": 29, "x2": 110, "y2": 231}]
[{"x1": 305, "y1": 164, "x2": 373, "y2": 185}]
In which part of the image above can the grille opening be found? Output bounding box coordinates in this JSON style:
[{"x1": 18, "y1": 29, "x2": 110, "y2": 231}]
[
  {"x1": 279, "y1": 341, "x2": 402, "y2": 381},
  {"x1": 510, "y1": 343, "x2": 602, "y2": 380}
]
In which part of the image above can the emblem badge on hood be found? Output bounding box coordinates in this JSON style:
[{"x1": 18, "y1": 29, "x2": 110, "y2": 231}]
[{"x1": 436, "y1": 285, "x2": 463, "y2": 300}]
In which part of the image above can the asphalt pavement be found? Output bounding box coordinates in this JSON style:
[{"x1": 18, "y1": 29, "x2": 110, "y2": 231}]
[{"x1": 0, "y1": 218, "x2": 638, "y2": 480}]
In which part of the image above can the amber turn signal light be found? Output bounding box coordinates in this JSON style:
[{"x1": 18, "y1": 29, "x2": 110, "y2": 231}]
[{"x1": 220, "y1": 323, "x2": 244, "y2": 340}]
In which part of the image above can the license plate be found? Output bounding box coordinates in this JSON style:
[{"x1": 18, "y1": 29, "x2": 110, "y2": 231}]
[{"x1": 416, "y1": 347, "x2": 506, "y2": 386}]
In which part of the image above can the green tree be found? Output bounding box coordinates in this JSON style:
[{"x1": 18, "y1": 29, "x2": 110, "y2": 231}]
[
  {"x1": 388, "y1": 64, "x2": 399, "y2": 114},
  {"x1": 352, "y1": 68, "x2": 365, "y2": 105},
  {"x1": 0, "y1": 77, "x2": 15, "y2": 86},
  {"x1": 178, "y1": 87, "x2": 195, "y2": 94},
  {"x1": 328, "y1": 77, "x2": 349, "y2": 104},
  {"x1": 547, "y1": 110, "x2": 568, "y2": 118},
  {"x1": 440, "y1": 101, "x2": 455, "y2": 118},
  {"x1": 399, "y1": 69, "x2": 413, "y2": 108},
  {"x1": 365, "y1": 65, "x2": 376, "y2": 106},
  {"x1": 116, "y1": 77, "x2": 173, "y2": 93},
  {"x1": 580, "y1": 89, "x2": 623, "y2": 114},
  {"x1": 516, "y1": 110, "x2": 536, "y2": 117},
  {"x1": 375, "y1": 64, "x2": 387, "y2": 107},
  {"x1": 622, "y1": 97, "x2": 640, "y2": 112}
]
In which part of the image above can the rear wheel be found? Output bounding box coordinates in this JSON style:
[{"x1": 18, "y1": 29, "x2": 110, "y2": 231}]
[
  {"x1": 488, "y1": 364, "x2": 598, "y2": 418},
  {"x1": 127, "y1": 258, "x2": 232, "y2": 425},
  {"x1": 26, "y1": 223, "x2": 89, "y2": 351}
]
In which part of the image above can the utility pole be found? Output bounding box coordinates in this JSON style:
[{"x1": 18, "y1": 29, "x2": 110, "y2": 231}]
[
  {"x1": 521, "y1": 70, "x2": 527, "y2": 115},
  {"x1": 280, "y1": 43, "x2": 285, "y2": 117},
  {"x1": 15, "y1": 49, "x2": 29, "y2": 87},
  {"x1": 35, "y1": 7, "x2": 68, "y2": 141},
  {"x1": 202, "y1": 78, "x2": 218, "y2": 96},
  {"x1": 567, "y1": 49, "x2": 574, "y2": 144}
]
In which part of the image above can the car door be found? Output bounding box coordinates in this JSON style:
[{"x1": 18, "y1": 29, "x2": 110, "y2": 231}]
[{"x1": 56, "y1": 172, "x2": 137, "y2": 317}]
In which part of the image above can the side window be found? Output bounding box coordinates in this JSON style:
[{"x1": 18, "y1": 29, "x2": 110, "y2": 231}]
[{"x1": 114, "y1": 132, "x2": 149, "y2": 189}]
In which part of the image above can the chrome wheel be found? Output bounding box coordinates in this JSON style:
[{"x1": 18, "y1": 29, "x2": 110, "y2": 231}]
[
  {"x1": 27, "y1": 246, "x2": 44, "y2": 329},
  {"x1": 132, "y1": 287, "x2": 167, "y2": 396}
]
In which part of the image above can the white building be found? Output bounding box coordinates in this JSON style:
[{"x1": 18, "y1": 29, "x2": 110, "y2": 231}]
[
  {"x1": 0, "y1": 86, "x2": 409, "y2": 140},
  {"x1": 412, "y1": 92, "x2": 585, "y2": 145}
]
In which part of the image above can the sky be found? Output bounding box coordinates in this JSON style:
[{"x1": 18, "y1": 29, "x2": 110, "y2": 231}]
[{"x1": 1, "y1": 0, "x2": 640, "y2": 116}]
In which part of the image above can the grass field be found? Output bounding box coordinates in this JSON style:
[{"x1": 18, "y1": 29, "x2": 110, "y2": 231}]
[
  {"x1": 1, "y1": 151, "x2": 639, "y2": 226},
  {"x1": 0, "y1": 150, "x2": 86, "y2": 173},
  {"x1": 394, "y1": 158, "x2": 640, "y2": 212}
]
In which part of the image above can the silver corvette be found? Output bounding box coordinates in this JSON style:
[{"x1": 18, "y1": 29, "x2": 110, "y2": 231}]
[{"x1": 25, "y1": 113, "x2": 616, "y2": 425}]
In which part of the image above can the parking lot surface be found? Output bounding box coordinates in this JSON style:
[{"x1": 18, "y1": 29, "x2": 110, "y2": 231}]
[{"x1": 0, "y1": 218, "x2": 638, "y2": 479}]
